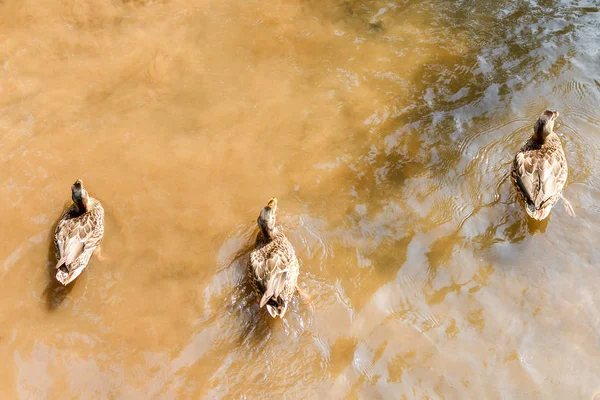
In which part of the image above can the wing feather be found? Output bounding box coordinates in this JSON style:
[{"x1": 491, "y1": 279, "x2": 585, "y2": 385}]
[
  {"x1": 249, "y1": 230, "x2": 299, "y2": 318},
  {"x1": 54, "y1": 200, "x2": 104, "y2": 284},
  {"x1": 513, "y1": 136, "x2": 568, "y2": 219}
]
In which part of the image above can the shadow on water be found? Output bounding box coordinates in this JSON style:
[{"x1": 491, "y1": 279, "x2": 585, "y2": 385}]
[
  {"x1": 526, "y1": 215, "x2": 549, "y2": 235},
  {"x1": 41, "y1": 195, "x2": 114, "y2": 311},
  {"x1": 212, "y1": 226, "x2": 274, "y2": 344},
  {"x1": 227, "y1": 258, "x2": 282, "y2": 346},
  {"x1": 222, "y1": 280, "x2": 282, "y2": 360},
  {"x1": 219, "y1": 224, "x2": 313, "y2": 347},
  {"x1": 499, "y1": 210, "x2": 549, "y2": 245}
]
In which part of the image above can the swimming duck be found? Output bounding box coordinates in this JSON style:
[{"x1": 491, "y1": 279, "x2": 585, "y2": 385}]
[
  {"x1": 512, "y1": 110, "x2": 574, "y2": 220},
  {"x1": 54, "y1": 179, "x2": 105, "y2": 285},
  {"x1": 248, "y1": 198, "x2": 300, "y2": 318}
]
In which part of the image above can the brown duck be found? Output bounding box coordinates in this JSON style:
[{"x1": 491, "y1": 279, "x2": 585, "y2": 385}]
[
  {"x1": 54, "y1": 179, "x2": 105, "y2": 285},
  {"x1": 512, "y1": 110, "x2": 574, "y2": 220},
  {"x1": 248, "y1": 198, "x2": 300, "y2": 318}
]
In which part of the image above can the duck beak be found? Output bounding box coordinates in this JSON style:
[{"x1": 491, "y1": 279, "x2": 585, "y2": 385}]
[{"x1": 267, "y1": 197, "x2": 278, "y2": 213}]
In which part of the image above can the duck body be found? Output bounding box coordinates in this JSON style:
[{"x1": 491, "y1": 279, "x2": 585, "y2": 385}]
[
  {"x1": 511, "y1": 110, "x2": 573, "y2": 220},
  {"x1": 248, "y1": 198, "x2": 299, "y2": 318},
  {"x1": 54, "y1": 180, "x2": 104, "y2": 285}
]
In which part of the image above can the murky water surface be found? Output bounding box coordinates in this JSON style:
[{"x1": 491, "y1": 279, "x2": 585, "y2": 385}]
[{"x1": 1, "y1": 0, "x2": 600, "y2": 398}]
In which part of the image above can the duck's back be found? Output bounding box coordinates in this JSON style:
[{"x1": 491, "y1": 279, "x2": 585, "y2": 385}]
[
  {"x1": 55, "y1": 199, "x2": 104, "y2": 279},
  {"x1": 512, "y1": 134, "x2": 568, "y2": 219},
  {"x1": 248, "y1": 230, "x2": 299, "y2": 300}
]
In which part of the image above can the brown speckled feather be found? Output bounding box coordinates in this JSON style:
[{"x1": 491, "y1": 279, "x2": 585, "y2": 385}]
[
  {"x1": 54, "y1": 198, "x2": 104, "y2": 285},
  {"x1": 512, "y1": 133, "x2": 568, "y2": 220},
  {"x1": 248, "y1": 229, "x2": 299, "y2": 318}
]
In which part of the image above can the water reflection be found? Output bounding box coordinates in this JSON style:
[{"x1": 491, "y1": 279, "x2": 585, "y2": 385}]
[{"x1": 1, "y1": 0, "x2": 599, "y2": 398}]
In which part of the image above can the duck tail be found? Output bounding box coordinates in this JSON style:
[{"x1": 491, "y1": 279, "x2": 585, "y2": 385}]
[
  {"x1": 265, "y1": 302, "x2": 288, "y2": 318},
  {"x1": 55, "y1": 268, "x2": 70, "y2": 286},
  {"x1": 55, "y1": 263, "x2": 86, "y2": 286},
  {"x1": 525, "y1": 203, "x2": 551, "y2": 220}
]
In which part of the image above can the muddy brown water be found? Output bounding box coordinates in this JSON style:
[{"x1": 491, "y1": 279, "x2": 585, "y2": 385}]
[{"x1": 1, "y1": 0, "x2": 600, "y2": 398}]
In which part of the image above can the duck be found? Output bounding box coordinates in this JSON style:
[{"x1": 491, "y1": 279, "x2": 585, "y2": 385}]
[
  {"x1": 248, "y1": 198, "x2": 300, "y2": 318},
  {"x1": 512, "y1": 110, "x2": 574, "y2": 220},
  {"x1": 54, "y1": 179, "x2": 105, "y2": 285}
]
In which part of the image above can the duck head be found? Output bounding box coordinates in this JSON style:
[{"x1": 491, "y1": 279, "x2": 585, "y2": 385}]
[
  {"x1": 534, "y1": 110, "x2": 559, "y2": 142},
  {"x1": 71, "y1": 179, "x2": 89, "y2": 213},
  {"x1": 257, "y1": 198, "x2": 277, "y2": 239}
]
